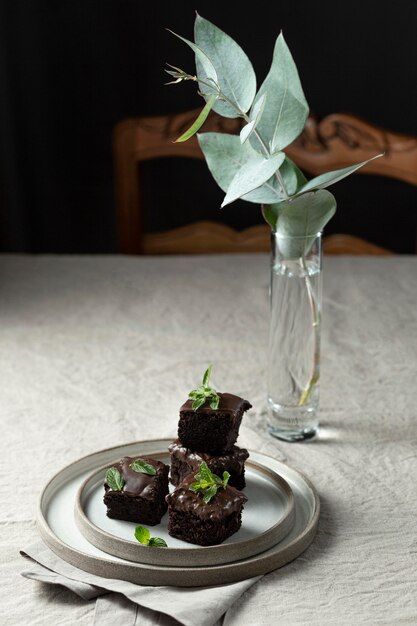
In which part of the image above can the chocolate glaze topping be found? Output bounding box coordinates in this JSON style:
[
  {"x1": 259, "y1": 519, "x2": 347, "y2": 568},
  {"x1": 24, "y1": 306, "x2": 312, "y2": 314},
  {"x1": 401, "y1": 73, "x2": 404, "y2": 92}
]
[
  {"x1": 107, "y1": 456, "x2": 161, "y2": 499},
  {"x1": 168, "y1": 440, "x2": 249, "y2": 473},
  {"x1": 166, "y1": 474, "x2": 247, "y2": 522},
  {"x1": 180, "y1": 392, "x2": 252, "y2": 415}
]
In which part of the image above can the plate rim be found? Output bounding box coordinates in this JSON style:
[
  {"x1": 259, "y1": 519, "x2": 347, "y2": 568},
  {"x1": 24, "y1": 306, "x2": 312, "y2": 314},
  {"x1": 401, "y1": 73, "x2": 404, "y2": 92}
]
[
  {"x1": 36, "y1": 438, "x2": 320, "y2": 587},
  {"x1": 74, "y1": 453, "x2": 296, "y2": 567}
]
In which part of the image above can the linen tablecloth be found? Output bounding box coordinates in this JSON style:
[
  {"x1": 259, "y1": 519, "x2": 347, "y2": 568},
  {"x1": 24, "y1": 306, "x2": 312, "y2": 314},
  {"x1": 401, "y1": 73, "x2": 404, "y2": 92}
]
[{"x1": 1, "y1": 254, "x2": 417, "y2": 625}]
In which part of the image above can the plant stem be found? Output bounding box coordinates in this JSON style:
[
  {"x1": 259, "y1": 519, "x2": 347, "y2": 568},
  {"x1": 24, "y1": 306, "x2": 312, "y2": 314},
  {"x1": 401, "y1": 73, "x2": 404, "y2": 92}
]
[
  {"x1": 195, "y1": 77, "x2": 289, "y2": 199},
  {"x1": 298, "y1": 254, "x2": 320, "y2": 406}
]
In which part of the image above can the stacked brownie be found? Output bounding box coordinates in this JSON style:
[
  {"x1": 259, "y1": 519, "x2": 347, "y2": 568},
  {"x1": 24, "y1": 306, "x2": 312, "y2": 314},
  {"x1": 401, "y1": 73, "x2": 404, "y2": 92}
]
[
  {"x1": 166, "y1": 392, "x2": 252, "y2": 545},
  {"x1": 103, "y1": 383, "x2": 252, "y2": 546},
  {"x1": 170, "y1": 393, "x2": 251, "y2": 490}
]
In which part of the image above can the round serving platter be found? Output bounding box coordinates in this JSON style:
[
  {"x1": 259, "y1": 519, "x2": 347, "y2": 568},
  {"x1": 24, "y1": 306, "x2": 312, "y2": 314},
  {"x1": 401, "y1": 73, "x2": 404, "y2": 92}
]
[
  {"x1": 74, "y1": 454, "x2": 296, "y2": 567},
  {"x1": 37, "y1": 438, "x2": 320, "y2": 587}
]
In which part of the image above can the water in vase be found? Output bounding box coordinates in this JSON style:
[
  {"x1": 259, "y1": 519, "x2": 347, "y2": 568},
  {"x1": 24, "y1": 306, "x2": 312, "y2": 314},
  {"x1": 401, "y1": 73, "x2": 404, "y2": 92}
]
[{"x1": 267, "y1": 254, "x2": 322, "y2": 442}]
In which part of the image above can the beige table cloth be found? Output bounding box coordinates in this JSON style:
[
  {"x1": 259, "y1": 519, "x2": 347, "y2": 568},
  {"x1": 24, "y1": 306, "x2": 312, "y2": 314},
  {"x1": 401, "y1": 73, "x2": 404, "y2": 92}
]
[{"x1": 1, "y1": 254, "x2": 417, "y2": 625}]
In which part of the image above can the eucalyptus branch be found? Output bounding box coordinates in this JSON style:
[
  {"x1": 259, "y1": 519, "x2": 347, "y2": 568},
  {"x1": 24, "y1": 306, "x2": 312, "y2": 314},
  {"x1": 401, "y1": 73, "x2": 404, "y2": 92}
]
[{"x1": 195, "y1": 77, "x2": 289, "y2": 199}]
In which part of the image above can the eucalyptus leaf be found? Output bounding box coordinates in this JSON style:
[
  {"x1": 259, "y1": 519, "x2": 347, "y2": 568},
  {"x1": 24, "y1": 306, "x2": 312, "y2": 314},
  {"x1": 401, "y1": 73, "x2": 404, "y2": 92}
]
[
  {"x1": 279, "y1": 157, "x2": 308, "y2": 195},
  {"x1": 221, "y1": 151, "x2": 285, "y2": 207},
  {"x1": 175, "y1": 95, "x2": 217, "y2": 142},
  {"x1": 194, "y1": 14, "x2": 256, "y2": 118},
  {"x1": 251, "y1": 33, "x2": 309, "y2": 153},
  {"x1": 198, "y1": 132, "x2": 282, "y2": 203},
  {"x1": 276, "y1": 189, "x2": 336, "y2": 238},
  {"x1": 240, "y1": 93, "x2": 267, "y2": 144},
  {"x1": 240, "y1": 120, "x2": 255, "y2": 144},
  {"x1": 168, "y1": 29, "x2": 218, "y2": 95},
  {"x1": 297, "y1": 154, "x2": 383, "y2": 194}
]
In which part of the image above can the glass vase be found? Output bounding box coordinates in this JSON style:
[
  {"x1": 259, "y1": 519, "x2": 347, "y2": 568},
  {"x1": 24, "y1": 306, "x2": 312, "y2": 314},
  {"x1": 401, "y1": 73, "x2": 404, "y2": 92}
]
[{"x1": 267, "y1": 232, "x2": 322, "y2": 442}]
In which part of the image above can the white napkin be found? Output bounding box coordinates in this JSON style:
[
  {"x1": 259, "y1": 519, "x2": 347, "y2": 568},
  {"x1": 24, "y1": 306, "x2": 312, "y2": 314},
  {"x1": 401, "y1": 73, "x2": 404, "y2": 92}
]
[{"x1": 20, "y1": 540, "x2": 261, "y2": 626}]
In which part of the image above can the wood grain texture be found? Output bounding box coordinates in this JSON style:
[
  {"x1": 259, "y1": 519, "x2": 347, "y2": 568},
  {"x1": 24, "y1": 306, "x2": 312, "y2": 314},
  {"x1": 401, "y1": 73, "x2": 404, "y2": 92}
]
[{"x1": 113, "y1": 110, "x2": 413, "y2": 255}]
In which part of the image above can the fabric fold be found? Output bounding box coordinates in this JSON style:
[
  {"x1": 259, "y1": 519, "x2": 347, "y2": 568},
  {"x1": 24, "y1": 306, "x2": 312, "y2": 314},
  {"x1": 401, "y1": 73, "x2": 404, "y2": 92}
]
[{"x1": 20, "y1": 540, "x2": 261, "y2": 626}]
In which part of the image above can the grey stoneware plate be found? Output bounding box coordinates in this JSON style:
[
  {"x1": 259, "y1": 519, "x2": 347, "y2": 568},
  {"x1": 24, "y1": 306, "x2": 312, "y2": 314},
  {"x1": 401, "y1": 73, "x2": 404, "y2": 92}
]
[
  {"x1": 74, "y1": 453, "x2": 296, "y2": 567},
  {"x1": 37, "y1": 438, "x2": 320, "y2": 587}
]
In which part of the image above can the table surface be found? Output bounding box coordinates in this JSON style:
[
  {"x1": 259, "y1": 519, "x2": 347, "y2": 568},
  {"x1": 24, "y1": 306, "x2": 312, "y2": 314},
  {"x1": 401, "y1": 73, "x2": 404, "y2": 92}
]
[{"x1": 2, "y1": 254, "x2": 417, "y2": 625}]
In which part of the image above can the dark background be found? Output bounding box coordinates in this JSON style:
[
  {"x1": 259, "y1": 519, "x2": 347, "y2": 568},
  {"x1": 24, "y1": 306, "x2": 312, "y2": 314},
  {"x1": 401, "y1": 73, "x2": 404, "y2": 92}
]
[{"x1": 1, "y1": 1, "x2": 417, "y2": 253}]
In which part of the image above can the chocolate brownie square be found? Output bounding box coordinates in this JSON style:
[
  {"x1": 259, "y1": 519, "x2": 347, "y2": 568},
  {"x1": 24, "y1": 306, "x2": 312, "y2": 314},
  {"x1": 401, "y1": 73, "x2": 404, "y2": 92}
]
[
  {"x1": 169, "y1": 439, "x2": 249, "y2": 490},
  {"x1": 103, "y1": 456, "x2": 169, "y2": 526},
  {"x1": 178, "y1": 392, "x2": 252, "y2": 454},
  {"x1": 166, "y1": 474, "x2": 247, "y2": 546}
]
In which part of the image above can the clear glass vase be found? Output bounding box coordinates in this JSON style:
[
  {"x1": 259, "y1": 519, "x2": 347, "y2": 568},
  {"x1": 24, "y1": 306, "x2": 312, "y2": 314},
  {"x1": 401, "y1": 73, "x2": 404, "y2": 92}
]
[{"x1": 267, "y1": 232, "x2": 322, "y2": 442}]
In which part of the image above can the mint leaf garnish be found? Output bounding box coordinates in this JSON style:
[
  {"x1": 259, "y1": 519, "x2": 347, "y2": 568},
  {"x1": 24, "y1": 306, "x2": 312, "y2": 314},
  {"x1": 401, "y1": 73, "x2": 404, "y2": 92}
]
[
  {"x1": 129, "y1": 459, "x2": 157, "y2": 476},
  {"x1": 189, "y1": 462, "x2": 230, "y2": 503},
  {"x1": 134, "y1": 525, "x2": 151, "y2": 545},
  {"x1": 105, "y1": 467, "x2": 124, "y2": 492},
  {"x1": 148, "y1": 537, "x2": 168, "y2": 547},
  {"x1": 134, "y1": 526, "x2": 168, "y2": 548},
  {"x1": 188, "y1": 365, "x2": 220, "y2": 411}
]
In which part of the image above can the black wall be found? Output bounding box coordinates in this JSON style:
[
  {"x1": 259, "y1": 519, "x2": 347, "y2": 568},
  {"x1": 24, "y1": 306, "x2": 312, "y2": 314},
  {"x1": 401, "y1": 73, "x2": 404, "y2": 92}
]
[{"x1": 1, "y1": 1, "x2": 417, "y2": 253}]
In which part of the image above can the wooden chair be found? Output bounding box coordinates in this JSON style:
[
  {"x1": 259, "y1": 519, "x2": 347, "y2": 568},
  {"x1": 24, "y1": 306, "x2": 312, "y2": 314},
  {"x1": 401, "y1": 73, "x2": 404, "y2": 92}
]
[{"x1": 112, "y1": 109, "x2": 417, "y2": 255}]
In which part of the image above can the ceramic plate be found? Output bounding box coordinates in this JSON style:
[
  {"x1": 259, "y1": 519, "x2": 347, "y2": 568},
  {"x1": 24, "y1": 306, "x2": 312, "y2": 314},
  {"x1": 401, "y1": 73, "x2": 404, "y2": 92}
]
[
  {"x1": 37, "y1": 439, "x2": 320, "y2": 587},
  {"x1": 74, "y1": 453, "x2": 295, "y2": 567}
]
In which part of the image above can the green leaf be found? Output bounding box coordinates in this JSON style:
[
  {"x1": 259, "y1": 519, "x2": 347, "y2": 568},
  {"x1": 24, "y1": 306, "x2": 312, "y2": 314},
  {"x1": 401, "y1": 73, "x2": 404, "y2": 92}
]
[
  {"x1": 167, "y1": 29, "x2": 218, "y2": 94},
  {"x1": 279, "y1": 157, "x2": 308, "y2": 195},
  {"x1": 129, "y1": 459, "x2": 157, "y2": 476},
  {"x1": 190, "y1": 481, "x2": 202, "y2": 492},
  {"x1": 203, "y1": 485, "x2": 218, "y2": 504},
  {"x1": 105, "y1": 467, "x2": 124, "y2": 492},
  {"x1": 198, "y1": 132, "x2": 284, "y2": 204},
  {"x1": 175, "y1": 95, "x2": 217, "y2": 142},
  {"x1": 240, "y1": 93, "x2": 267, "y2": 144},
  {"x1": 297, "y1": 154, "x2": 383, "y2": 194},
  {"x1": 190, "y1": 462, "x2": 230, "y2": 503},
  {"x1": 148, "y1": 537, "x2": 168, "y2": 548},
  {"x1": 251, "y1": 33, "x2": 309, "y2": 152},
  {"x1": 222, "y1": 471, "x2": 231, "y2": 487},
  {"x1": 196, "y1": 462, "x2": 212, "y2": 483},
  {"x1": 272, "y1": 189, "x2": 337, "y2": 257},
  {"x1": 209, "y1": 395, "x2": 219, "y2": 410},
  {"x1": 194, "y1": 14, "x2": 256, "y2": 118},
  {"x1": 134, "y1": 525, "x2": 151, "y2": 546},
  {"x1": 191, "y1": 396, "x2": 206, "y2": 411},
  {"x1": 202, "y1": 365, "x2": 212, "y2": 386},
  {"x1": 221, "y1": 151, "x2": 286, "y2": 207}
]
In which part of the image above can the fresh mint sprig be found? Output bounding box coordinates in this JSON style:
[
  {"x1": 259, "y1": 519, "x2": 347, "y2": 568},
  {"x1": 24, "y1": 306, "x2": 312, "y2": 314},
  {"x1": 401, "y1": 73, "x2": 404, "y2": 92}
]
[
  {"x1": 129, "y1": 459, "x2": 156, "y2": 476},
  {"x1": 105, "y1": 467, "x2": 124, "y2": 492},
  {"x1": 189, "y1": 462, "x2": 230, "y2": 504},
  {"x1": 134, "y1": 525, "x2": 168, "y2": 548},
  {"x1": 188, "y1": 365, "x2": 220, "y2": 411}
]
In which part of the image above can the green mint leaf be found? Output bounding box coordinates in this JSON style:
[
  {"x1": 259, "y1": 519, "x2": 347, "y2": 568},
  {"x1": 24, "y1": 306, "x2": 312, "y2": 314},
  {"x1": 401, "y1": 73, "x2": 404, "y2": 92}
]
[
  {"x1": 202, "y1": 365, "x2": 212, "y2": 387},
  {"x1": 190, "y1": 462, "x2": 229, "y2": 503},
  {"x1": 210, "y1": 394, "x2": 219, "y2": 410},
  {"x1": 203, "y1": 485, "x2": 218, "y2": 503},
  {"x1": 192, "y1": 397, "x2": 206, "y2": 411},
  {"x1": 222, "y1": 471, "x2": 231, "y2": 488},
  {"x1": 189, "y1": 481, "x2": 202, "y2": 492},
  {"x1": 197, "y1": 462, "x2": 212, "y2": 482},
  {"x1": 148, "y1": 537, "x2": 168, "y2": 548},
  {"x1": 129, "y1": 459, "x2": 157, "y2": 476},
  {"x1": 188, "y1": 366, "x2": 219, "y2": 412},
  {"x1": 134, "y1": 526, "x2": 151, "y2": 546},
  {"x1": 105, "y1": 467, "x2": 124, "y2": 492}
]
